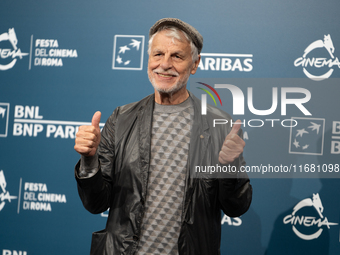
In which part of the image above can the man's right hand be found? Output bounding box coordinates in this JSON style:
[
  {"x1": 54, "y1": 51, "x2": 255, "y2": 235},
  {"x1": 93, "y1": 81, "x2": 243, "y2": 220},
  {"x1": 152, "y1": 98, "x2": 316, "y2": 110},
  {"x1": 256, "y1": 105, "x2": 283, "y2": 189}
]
[{"x1": 74, "y1": 111, "x2": 101, "y2": 157}]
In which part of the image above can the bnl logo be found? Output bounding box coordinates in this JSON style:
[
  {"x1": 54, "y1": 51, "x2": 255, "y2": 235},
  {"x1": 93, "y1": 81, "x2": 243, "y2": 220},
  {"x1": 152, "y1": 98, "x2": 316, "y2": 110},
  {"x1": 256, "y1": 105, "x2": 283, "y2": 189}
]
[
  {"x1": 112, "y1": 35, "x2": 144, "y2": 70},
  {"x1": 0, "y1": 103, "x2": 10, "y2": 137}
]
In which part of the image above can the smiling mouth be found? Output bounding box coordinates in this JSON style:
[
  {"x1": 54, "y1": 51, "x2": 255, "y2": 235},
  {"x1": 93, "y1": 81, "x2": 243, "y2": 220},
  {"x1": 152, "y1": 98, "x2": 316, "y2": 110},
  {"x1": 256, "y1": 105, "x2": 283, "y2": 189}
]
[{"x1": 157, "y1": 73, "x2": 176, "y2": 78}]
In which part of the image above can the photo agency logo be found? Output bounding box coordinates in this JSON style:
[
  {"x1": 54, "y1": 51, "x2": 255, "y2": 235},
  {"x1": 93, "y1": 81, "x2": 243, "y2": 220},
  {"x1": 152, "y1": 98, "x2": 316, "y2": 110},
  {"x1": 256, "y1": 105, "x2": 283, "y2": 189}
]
[
  {"x1": 191, "y1": 79, "x2": 312, "y2": 129},
  {"x1": 283, "y1": 193, "x2": 338, "y2": 240},
  {"x1": 193, "y1": 79, "x2": 340, "y2": 157},
  {"x1": 0, "y1": 28, "x2": 28, "y2": 70},
  {"x1": 196, "y1": 82, "x2": 223, "y2": 115},
  {"x1": 294, "y1": 34, "x2": 340, "y2": 81},
  {"x1": 112, "y1": 35, "x2": 144, "y2": 70}
]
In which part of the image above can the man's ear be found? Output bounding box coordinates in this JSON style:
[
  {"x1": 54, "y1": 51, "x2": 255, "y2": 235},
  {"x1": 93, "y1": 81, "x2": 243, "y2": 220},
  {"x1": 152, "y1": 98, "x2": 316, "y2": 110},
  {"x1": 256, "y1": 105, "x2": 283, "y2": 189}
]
[{"x1": 190, "y1": 55, "x2": 201, "y2": 75}]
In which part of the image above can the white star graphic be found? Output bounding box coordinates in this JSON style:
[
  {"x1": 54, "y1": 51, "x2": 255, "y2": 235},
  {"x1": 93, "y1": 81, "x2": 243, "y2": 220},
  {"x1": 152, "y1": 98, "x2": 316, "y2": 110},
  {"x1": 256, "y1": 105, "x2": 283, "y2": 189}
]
[
  {"x1": 0, "y1": 107, "x2": 6, "y2": 118},
  {"x1": 296, "y1": 128, "x2": 309, "y2": 137},
  {"x1": 119, "y1": 45, "x2": 130, "y2": 54},
  {"x1": 308, "y1": 122, "x2": 321, "y2": 134},
  {"x1": 302, "y1": 144, "x2": 309, "y2": 150},
  {"x1": 116, "y1": 55, "x2": 123, "y2": 64},
  {"x1": 129, "y1": 39, "x2": 141, "y2": 51}
]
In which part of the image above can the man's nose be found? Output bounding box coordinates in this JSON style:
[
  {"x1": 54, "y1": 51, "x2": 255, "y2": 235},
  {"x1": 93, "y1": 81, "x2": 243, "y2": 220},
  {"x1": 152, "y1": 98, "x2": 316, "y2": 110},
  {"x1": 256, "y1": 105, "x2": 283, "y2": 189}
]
[{"x1": 160, "y1": 55, "x2": 172, "y2": 70}]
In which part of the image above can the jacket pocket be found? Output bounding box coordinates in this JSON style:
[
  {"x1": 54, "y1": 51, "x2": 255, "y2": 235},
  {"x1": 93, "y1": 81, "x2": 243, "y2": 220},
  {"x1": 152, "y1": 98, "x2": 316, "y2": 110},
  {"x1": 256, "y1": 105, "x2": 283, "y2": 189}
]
[{"x1": 90, "y1": 229, "x2": 107, "y2": 255}]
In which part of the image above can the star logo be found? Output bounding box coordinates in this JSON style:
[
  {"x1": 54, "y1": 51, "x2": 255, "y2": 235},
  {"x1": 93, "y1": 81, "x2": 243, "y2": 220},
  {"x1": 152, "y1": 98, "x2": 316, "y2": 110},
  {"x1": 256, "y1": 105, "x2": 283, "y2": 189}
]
[
  {"x1": 112, "y1": 35, "x2": 145, "y2": 70},
  {"x1": 129, "y1": 39, "x2": 141, "y2": 50},
  {"x1": 116, "y1": 55, "x2": 123, "y2": 64},
  {"x1": 296, "y1": 128, "x2": 309, "y2": 137},
  {"x1": 0, "y1": 107, "x2": 6, "y2": 118},
  {"x1": 118, "y1": 45, "x2": 130, "y2": 54},
  {"x1": 308, "y1": 122, "x2": 321, "y2": 134},
  {"x1": 293, "y1": 139, "x2": 300, "y2": 148},
  {"x1": 289, "y1": 117, "x2": 325, "y2": 155},
  {"x1": 0, "y1": 103, "x2": 10, "y2": 137}
]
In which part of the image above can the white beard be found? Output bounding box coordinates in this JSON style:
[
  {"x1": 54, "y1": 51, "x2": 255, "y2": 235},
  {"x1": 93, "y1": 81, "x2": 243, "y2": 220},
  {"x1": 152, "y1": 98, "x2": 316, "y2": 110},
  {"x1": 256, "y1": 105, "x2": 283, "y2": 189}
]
[{"x1": 148, "y1": 68, "x2": 190, "y2": 94}]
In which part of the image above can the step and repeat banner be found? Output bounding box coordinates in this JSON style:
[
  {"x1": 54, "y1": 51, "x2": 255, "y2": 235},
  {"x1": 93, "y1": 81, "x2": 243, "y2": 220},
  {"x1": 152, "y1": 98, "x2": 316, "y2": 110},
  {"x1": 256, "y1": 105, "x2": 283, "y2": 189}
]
[{"x1": 1, "y1": 1, "x2": 340, "y2": 254}]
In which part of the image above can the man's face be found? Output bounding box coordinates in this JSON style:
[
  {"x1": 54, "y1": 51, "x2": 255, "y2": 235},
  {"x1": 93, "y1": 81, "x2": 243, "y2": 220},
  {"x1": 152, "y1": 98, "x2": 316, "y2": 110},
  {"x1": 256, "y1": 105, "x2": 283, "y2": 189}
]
[{"x1": 148, "y1": 30, "x2": 199, "y2": 94}]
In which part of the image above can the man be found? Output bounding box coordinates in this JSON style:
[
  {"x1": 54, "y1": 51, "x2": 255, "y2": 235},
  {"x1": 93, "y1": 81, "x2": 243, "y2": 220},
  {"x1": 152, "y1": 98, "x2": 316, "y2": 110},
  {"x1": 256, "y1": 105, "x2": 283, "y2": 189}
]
[{"x1": 74, "y1": 18, "x2": 252, "y2": 255}]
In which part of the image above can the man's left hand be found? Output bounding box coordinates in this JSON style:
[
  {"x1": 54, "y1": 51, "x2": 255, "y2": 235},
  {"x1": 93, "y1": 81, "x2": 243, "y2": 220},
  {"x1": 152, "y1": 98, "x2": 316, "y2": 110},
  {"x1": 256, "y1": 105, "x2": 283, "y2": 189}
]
[{"x1": 219, "y1": 120, "x2": 245, "y2": 165}]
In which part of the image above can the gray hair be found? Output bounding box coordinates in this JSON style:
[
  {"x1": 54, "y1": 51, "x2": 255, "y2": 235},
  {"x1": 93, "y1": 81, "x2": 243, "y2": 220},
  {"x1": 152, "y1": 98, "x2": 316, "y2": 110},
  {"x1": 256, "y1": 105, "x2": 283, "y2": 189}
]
[{"x1": 148, "y1": 26, "x2": 199, "y2": 63}]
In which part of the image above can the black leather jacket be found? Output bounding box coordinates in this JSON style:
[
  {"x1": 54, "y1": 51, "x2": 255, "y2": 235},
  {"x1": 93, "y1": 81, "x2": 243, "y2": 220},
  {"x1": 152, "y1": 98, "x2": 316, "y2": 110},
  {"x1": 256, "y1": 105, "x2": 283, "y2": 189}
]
[{"x1": 76, "y1": 92, "x2": 252, "y2": 255}]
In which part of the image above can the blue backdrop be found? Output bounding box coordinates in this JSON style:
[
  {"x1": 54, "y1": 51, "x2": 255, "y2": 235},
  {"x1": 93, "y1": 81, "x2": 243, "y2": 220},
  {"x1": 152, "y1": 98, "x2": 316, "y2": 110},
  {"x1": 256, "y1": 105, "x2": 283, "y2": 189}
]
[{"x1": 1, "y1": 1, "x2": 340, "y2": 254}]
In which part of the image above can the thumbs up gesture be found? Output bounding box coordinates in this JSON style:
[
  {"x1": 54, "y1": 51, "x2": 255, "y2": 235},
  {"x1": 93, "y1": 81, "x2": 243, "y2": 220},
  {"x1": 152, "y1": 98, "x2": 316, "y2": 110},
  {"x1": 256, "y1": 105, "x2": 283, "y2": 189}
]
[
  {"x1": 219, "y1": 120, "x2": 245, "y2": 165},
  {"x1": 74, "y1": 111, "x2": 101, "y2": 157}
]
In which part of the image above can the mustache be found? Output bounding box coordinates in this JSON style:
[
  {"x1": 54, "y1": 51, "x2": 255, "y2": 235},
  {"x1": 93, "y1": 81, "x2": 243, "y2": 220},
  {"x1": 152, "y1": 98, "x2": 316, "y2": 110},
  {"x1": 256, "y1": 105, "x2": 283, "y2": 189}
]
[{"x1": 152, "y1": 68, "x2": 179, "y2": 77}]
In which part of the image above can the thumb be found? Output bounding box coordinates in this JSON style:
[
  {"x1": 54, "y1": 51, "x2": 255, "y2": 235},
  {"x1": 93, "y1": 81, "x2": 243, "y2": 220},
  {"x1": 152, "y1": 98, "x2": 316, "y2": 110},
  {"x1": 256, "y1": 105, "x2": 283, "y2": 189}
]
[
  {"x1": 229, "y1": 119, "x2": 242, "y2": 136},
  {"x1": 91, "y1": 111, "x2": 101, "y2": 128}
]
